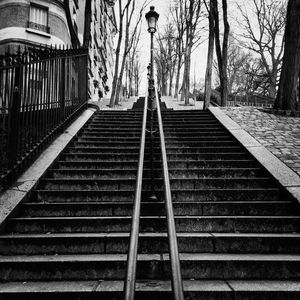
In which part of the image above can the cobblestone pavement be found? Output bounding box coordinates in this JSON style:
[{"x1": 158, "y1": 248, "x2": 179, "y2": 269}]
[{"x1": 222, "y1": 107, "x2": 300, "y2": 177}]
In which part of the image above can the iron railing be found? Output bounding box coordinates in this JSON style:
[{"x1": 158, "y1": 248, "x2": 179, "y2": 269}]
[
  {"x1": 0, "y1": 47, "x2": 88, "y2": 189},
  {"x1": 154, "y1": 85, "x2": 184, "y2": 299},
  {"x1": 124, "y1": 90, "x2": 148, "y2": 300},
  {"x1": 124, "y1": 82, "x2": 184, "y2": 298}
]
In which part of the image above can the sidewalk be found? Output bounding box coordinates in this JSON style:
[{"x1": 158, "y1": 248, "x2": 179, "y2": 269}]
[
  {"x1": 162, "y1": 96, "x2": 204, "y2": 110},
  {"x1": 222, "y1": 107, "x2": 300, "y2": 177},
  {"x1": 89, "y1": 97, "x2": 137, "y2": 110}
]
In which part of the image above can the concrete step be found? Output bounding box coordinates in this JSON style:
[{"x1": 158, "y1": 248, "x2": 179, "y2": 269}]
[
  {"x1": 60, "y1": 153, "x2": 139, "y2": 162},
  {"x1": 80, "y1": 131, "x2": 142, "y2": 137},
  {"x1": 165, "y1": 131, "x2": 228, "y2": 137},
  {"x1": 19, "y1": 201, "x2": 294, "y2": 217},
  {"x1": 32, "y1": 188, "x2": 280, "y2": 203},
  {"x1": 169, "y1": 168, "x2": 266, "y2": 178},
  {"x1": 166, "y1": 146, "x2": 243, "y2": 153},
  {"x1": 48, "y1": 168, "x2": 265, "y2": 179},
  {"x1": 6, "y1": 215, "x2": 300, "y2": 234},
  {"x1": 66, "y1": 147, "x2": 140, "y2": 154},
  {"x1": 165, "y1": 136, "x2": 233, "y2": 141},
  {"x1": 167, "y1": 153, "x2": 251, "y2": 160},
  {"x1": 38, "y1": 178, "x2": 275, "y2": 190},
  {"x1": 48, "y1": 169, "x2": 137, "y2": 179},
  {"x1": 53, "y1": 160, "x2": 140, "y2": 169},
  {"x1": 1, "y1": 254, "x2": 300, "y2": 281},
  {"x1": 53, "y1": 159, "x2": 259, "y2": 170},
  {"x1": 2, "y1": 233, "x2": 300, "y2": 255}
]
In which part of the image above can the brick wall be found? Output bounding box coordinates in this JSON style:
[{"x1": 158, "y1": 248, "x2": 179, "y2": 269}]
[{"x1": 0, "y1": 4, "x2": 28, "y2": 29}]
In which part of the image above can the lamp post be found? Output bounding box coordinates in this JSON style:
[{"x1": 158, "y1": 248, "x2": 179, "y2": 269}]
[
  {"x1": 145, "y1": 6, "x2": 159, "y2": 81},
  {"x1": 145, "y1": 6, "x2": 159, "y2": 201}
]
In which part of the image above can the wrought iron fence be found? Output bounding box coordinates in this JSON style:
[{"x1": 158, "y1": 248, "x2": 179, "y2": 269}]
[
  {"x1": 227, "y1": 94, "x2": 275, "y2": 108},
  {"x1": 0, "y1": 47, "x2": 88, "y2": 189}
]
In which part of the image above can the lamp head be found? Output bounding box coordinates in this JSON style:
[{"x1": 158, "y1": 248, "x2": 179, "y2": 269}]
[{"x1": 145, "y1": 6, "x2": 159, "y2": 33}]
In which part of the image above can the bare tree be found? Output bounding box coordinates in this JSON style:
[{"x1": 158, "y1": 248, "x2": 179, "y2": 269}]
[
  {"x1": 275, "y1": 0, "x2": 300, "y2": 111},
  {"x1": 170, "y1": 1, "x2": 186, "y2": 99},
  {"x1": 133, "y1": 57, "x2": 142, "y2": 96},
  {"x1": 127, "y1": 25, "x2": 141, "y2": 97},
  {"x1": 237, "y1": 0, "x2": 286, "y2": 99},
  {"x1": 154, "y1": 25, "x2": 177, "y2": 96},
  {"x1": 109, "y1": 0, "x2": 148, "y2": 107},
  {"x1": 181, "y1": 0, "x2": 203, "y2": 105},
  {"x1": 212, "y1": 0, "x2": 230, "y2": 106},
  {"x1": 204, "y1": 0, "x2": 215, "y2": 109},
  {"x1": 109, "y1": 0, "x2": 131, "y2": 107}
]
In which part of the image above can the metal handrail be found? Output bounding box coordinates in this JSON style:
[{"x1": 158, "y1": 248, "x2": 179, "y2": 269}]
[
  {"x1": 124, "y1": 91, "x2": 149, "y2": 300},
  {"x1": 154, "y1": 87, "x2": 184, "y2": 299}
]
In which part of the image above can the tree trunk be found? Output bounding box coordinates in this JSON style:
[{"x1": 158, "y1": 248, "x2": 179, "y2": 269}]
[
  {"x1": 212, "y1": 0, "x2": 229, "y2": 107},
  {"x1": 274, "y1": 0, "x2": 300, "y2": 111},
  {"x1": 174, "y1": 54, "x2": 182, "y2": 99},
  {"x1": 109, "y1": 0, "x2": 123, "y2": 108},
  {"x1": 184, "y1": 44, "x2": 192, "y2": 105},
  {"x1": 204, "y1": 0, "x2": 215, "y2": 110}
]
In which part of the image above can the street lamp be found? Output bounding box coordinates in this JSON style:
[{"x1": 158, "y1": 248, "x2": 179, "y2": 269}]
[
  {"x1": 145, "y1": 6, "x2": 159, "y2": 80},
  {"x1": 145, "y1": 6, "x2": 159, "y2": 201}
]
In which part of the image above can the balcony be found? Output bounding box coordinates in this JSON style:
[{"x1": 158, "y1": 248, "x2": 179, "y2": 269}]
[{"x1": 27, "y1": 21, "x2": 50, "y2": 34}]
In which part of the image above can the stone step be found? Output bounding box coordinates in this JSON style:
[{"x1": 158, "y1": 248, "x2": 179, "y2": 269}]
[
  {"x1": 80, "y1": 131, "x2": 142, "y2": 137},
  {"x1": 53, "y1": 159, "x2": 259, "y2": 170},
  {"x1": 66, "y1": 147, "x2": 141, "y2": 154},
  {"x1": 164, "y1": 135, "x2": 233, "y2": 141},
  {"x1": 168, "y1": 168, "x2": 266, "y2": 178},
  {"x1": 2, "y1": 233, "x2": 300, "y2": 255},
  {"x1": 19, "y1": 201, "x2": 293, "y2": 217},
  {"x1": 1, "y1": 254, "x2": 300, "y2": 281},
  {"x1": 38, "y1": 178, "x2": 275, "y2": 190},
  {"x1": 60, "y1": 153, "x2": 139, "y2": 162},
  {"x1": 166, "y1": 146, "x2": 244, "y2": 153},
  {"x1": 65, "y1": 146, "x2": 245, "y2": 154},
  {"x1": 6, "y1": 215, "x2": 300, "y2": 234},
  {"x1": 2, "y1": 280, "x2": 300, "y2": 300},
  {"x1": 48, "y1": 169, "x2": 137, "y2": 179},
  {"x1": 53, "y1": 160, "x2": 140, "y2": 169},
  {"x1": 47, "y1": 167, "x2": 265, "y2": 179},
  {"x1": 167, "y1": 153, "x2": 251, "y2": 160},
  {"x1": 32, "y1": 188, "x2": 280, "y2": 203},
  {"x1": 164, "y1": 131, "x2": 228, "y2": 137},
  {"x1": 73, "y1": 140, "x2": 239, "y2": 147}
]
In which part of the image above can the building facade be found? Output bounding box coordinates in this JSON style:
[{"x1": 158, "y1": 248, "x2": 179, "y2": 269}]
[
  {"x1": 78, "y1": 0, "x2": 117, "y2": 101},
  {"x1": 0, "y1": 0, "x2": 117, "y2": 101},
  {"x1": 0, "y1": 0, "x2": 79, "y2": 54}
]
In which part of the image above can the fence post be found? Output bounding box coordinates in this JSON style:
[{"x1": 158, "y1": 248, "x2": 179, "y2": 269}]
[
  {"x1": 60, "y1": 55, "x2": 66, "y2": 122},
  {"x1": 8, "y1": 61, "x2": 22, "y2": 168}
]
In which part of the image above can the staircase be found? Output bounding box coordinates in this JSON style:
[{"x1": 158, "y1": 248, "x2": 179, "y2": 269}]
[{"x1": 0, "y1": 107, "x2": 300, "y2": 299}]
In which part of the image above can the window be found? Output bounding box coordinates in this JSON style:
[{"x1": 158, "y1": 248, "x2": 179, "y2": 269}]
[{"x1": 28, "y1": 3, "x2": 49, "y2": 33}]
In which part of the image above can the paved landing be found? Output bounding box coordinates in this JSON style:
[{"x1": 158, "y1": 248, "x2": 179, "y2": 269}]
[
  {"x1": 222, "y1": 107, "x2": 300, "y2": 177},
  {"x1": 89, "y1": 97, "x2": 137, "y2": 110},
  {"x1": 162, "y1": 96, "x2": 204, "y2": 110}
]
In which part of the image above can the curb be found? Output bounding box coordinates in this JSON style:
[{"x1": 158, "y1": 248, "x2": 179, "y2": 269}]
[
  {"x1": 209, "y1": 106, "x2": 300, "y2": 203},
  {"x1": 0, "y1": 107, "x2": 97, "y2": 228}
]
